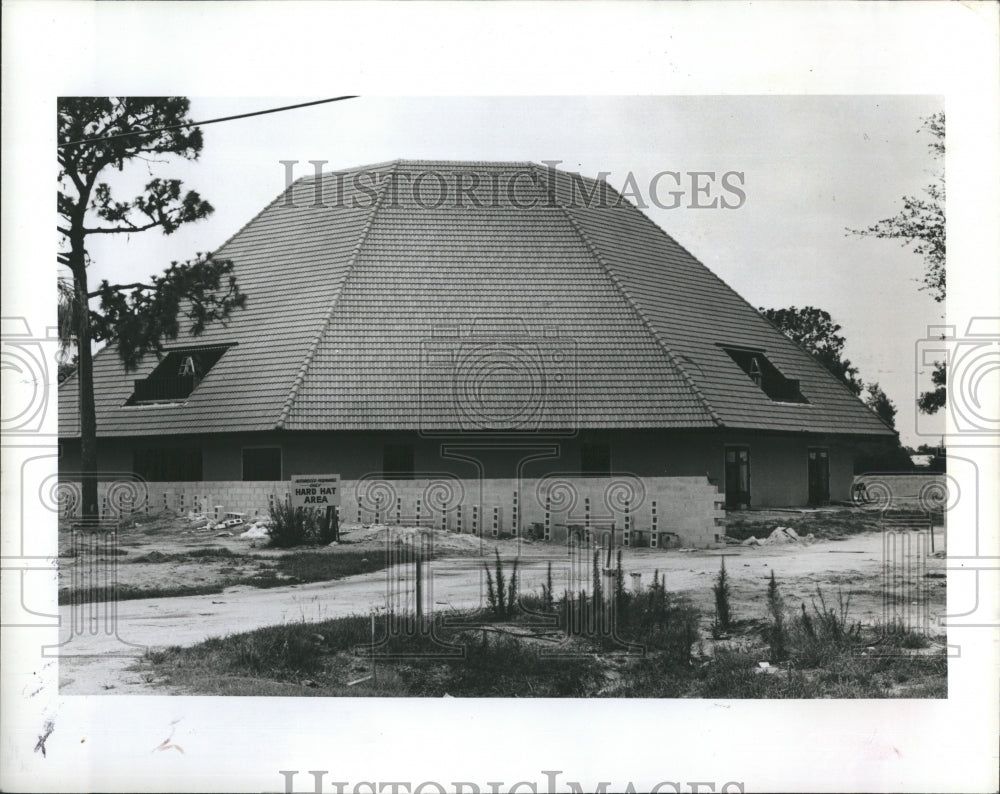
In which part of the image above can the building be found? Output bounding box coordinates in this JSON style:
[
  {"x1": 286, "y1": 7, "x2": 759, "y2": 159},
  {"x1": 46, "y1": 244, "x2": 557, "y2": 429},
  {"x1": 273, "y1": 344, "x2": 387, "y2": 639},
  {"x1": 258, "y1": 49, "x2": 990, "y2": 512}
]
[{"x1": 59, "y1": 160, "x2": 895, "y2": 529}]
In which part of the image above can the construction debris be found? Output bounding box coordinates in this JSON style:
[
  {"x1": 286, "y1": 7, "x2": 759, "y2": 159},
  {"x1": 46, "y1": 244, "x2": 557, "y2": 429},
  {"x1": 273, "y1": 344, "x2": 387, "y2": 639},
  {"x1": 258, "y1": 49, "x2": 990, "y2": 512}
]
[
  {"x1": 741, "y1": 527, "x2": 817, "y2": 547},
  {"x1": 239, "y1": 525, "x2": 269, "y2": 540}
]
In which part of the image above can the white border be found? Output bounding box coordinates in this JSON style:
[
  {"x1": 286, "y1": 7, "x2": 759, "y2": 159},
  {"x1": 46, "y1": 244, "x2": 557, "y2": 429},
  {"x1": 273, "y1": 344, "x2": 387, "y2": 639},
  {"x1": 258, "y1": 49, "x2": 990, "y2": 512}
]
[{"x1": 2, "y1": 2, "x2": 998, "y2": 792}]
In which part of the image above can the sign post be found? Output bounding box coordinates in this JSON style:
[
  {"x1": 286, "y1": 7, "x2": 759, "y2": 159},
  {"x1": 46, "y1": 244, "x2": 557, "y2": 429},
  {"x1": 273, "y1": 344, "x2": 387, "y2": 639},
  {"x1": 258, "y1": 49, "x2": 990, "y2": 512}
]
[{"x1": 291, "y1": 474, "x2": 341, "y2": 542}]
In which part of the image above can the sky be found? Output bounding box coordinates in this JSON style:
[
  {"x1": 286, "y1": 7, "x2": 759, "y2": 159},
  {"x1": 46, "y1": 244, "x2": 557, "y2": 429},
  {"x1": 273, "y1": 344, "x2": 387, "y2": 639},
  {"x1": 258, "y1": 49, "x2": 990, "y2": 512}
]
[{"x1": 73, "y1": 95, "x2": 946, "y2": 447}]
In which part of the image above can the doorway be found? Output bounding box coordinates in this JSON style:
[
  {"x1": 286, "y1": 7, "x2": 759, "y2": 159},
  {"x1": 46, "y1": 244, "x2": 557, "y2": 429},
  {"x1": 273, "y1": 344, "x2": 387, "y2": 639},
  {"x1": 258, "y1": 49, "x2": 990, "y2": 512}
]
[
  {"x1": 808, "y1": 447, "x2": 830, "y2": 506},
  {"x1": 724, "y1": 446, "x2": 751, "y2": 509}
]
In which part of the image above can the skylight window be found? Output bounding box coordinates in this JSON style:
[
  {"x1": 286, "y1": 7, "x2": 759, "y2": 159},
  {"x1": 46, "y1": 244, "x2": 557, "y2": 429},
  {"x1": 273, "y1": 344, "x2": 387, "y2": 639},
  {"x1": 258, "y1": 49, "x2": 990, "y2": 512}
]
[
  {"x1": 722, "y1": 347, "x2": 808, "y2": 403},
  {"x1": 127, "y1": 344, "x2": 231, "y2": 405}
]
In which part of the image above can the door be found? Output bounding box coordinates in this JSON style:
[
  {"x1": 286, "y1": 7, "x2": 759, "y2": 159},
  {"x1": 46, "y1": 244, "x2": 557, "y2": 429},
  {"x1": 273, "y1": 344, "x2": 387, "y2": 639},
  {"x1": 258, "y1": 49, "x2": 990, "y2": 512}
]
[
  {"x1": 808, "y1": 447, "x2": 830, "y2": 506},
  {"x1": 724, "y1": 447, "x2": 751, "y2": 509}
]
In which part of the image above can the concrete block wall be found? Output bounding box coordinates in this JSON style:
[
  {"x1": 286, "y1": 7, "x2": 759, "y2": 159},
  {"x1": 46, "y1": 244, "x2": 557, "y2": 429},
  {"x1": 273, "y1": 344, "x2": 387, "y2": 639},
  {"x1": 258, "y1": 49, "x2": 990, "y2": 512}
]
[{"x1": 60, "y1": 474, "x2": 725, "y2": 548}]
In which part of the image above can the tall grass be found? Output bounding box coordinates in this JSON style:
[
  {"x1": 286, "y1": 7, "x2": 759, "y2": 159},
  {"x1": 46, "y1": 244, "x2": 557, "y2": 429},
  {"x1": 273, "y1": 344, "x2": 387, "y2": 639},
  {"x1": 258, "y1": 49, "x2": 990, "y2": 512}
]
[
  {"x1": 788, "y1": 586, "x2": 862, "y2": 667},
  {"x1": 555, "y1": 553, "x2": 699, "y2": 662}
]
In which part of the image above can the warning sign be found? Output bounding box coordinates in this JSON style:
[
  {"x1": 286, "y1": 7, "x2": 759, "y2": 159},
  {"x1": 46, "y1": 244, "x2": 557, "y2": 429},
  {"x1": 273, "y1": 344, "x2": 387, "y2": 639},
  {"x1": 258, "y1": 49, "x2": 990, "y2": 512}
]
[{"x1": 290, "y1": 474, "x2": 341, "y2": 508}]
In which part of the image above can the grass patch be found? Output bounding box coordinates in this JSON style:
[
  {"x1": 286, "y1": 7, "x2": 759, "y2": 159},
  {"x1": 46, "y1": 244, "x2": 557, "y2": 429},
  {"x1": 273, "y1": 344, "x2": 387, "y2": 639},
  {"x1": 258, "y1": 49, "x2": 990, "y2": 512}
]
[
  {"x1": 130, "y1": 547, "x2": 237, "y2": 563},
  {"x1": 141, "y1": 612, "x2": 605, "y2": 697},
  {"x1": 723, "y1": 508, "x2": 909, "y2": 541},
  {"x1": 139, "y1": 601, "x2": 947, "y2": 698},
  {"x1": 59, "y1": 548, "x2": 396, "y2": 604},
  {"x1": 698, "y1": 644, "x2": 947, "y2": 698},
  {"x1": 65, "y1": 583, "x2": 227, "y2": 603},
  {"x1": 117, "y1": 546, "x2": 948, "y2": 698},
  {"x1": 253, "y1": 549, "x2": 400, "y2": 587}
]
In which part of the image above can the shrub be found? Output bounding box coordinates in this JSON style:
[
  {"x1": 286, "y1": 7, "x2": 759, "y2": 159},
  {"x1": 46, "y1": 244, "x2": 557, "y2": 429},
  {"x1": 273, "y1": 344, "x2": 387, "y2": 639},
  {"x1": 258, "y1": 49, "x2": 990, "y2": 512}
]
[
  {"x1": 267, "y1": 502, "x2": 320, "y2": 548},
  {"x1": 524, "y1": 522, "x2": 545, "y2": 541},
  {"x1": 318, "y1": 508, "x2": 340, "y2": 545}
]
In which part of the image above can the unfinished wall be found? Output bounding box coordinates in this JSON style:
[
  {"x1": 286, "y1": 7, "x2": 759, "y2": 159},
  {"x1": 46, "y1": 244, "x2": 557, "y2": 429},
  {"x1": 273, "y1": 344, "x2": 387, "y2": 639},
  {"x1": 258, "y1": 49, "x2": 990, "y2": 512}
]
[
  {"x1": 57, "y1": 474, "x2": 725, "y2": 548},
  {"x1": 59, "y1": 427, "x2": 864, "y2": 509},
  {"x1": 852, "y1": 472, "x2": 949, "y2": 511}
]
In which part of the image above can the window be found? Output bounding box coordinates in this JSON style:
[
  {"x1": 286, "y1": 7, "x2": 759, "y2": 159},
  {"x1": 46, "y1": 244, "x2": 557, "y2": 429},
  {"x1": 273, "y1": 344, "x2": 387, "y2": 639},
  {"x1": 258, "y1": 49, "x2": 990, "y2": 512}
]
[
  {"x1": 581, "y1": 441, "x2": 611, "y2": 476},
  {"x1": 382, "y1": 444, "x2": 414, "y2": 479},
  {"x1": 178, "y1": 355, "x2": 197, "y2": 377},
  {"x1": 243, "y1": 447, "x2": 282, "y2": 481},
  {"x1": 133, "y1": 447, "x2": 202, "y2": 482},
  {"x1": 722, "y1": 347, "x2": 808, "y2": 403},
  {"x1": 127, "y1": 344, "x2": 231, "y2": 405}
]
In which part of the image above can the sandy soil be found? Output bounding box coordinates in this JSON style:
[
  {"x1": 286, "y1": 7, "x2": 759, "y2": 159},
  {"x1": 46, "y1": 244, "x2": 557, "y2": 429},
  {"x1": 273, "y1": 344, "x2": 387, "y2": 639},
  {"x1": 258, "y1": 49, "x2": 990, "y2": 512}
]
[{"x1": 55, "y1": 513, "x2": 947, "y2": 695}]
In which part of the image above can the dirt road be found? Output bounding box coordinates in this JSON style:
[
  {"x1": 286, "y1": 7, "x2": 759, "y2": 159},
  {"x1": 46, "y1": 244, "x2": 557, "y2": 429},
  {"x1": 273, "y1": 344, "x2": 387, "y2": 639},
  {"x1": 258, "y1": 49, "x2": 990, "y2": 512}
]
[{"x1": 58, "y1": 531, "x2": 945, "y2": 694}]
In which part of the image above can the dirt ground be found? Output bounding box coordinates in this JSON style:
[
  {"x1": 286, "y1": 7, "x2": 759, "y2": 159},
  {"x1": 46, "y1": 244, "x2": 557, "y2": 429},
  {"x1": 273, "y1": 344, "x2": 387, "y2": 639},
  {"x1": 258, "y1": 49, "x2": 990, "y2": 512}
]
[
  {"x1": 55, "y1": 508, "x2": 947, "y2": 694},
  {"x1": 57, "y1": 514, "x2": 493, "y2": 596}
]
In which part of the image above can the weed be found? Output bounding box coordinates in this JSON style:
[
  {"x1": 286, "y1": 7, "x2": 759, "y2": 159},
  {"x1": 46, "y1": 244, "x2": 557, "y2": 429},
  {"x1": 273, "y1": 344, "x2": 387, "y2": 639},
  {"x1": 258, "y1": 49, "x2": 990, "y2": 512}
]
[
  {"x1": 788, "y1": 586, "x2": 863, "y2": 668},
  {"x1": 484, "y1": 549, "x2": 518, "y2": 621},
  {"x1": 540, "y1": 561, "x2": 555, "y2": 611},
  {"x1": 614, "y1": 549, "x2": 626, "y2": 621},
  {"x1": 766, "y1": 570, "x2": 788, "y2": 661},
  {"x1": 712, "y1": 556, "x2": 732, "y2": 635},
  {"x1": 872, "y1": 619, "x2": 931, "y2": 649}
]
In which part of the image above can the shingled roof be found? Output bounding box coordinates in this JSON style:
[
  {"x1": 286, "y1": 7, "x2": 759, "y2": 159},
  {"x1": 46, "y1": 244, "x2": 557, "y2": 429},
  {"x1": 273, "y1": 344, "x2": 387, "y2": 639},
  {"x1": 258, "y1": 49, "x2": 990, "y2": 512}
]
[{"x1": 59, "y1": 160, "x2": 894, "y2": 438}]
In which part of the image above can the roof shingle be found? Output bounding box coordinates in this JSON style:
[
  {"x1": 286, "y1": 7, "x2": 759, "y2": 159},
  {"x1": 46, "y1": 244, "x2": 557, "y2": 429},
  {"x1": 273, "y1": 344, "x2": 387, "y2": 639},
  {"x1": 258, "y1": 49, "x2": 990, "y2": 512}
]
[{"x1": 59, "y1": 160, "x2": 893, "y2": 438}]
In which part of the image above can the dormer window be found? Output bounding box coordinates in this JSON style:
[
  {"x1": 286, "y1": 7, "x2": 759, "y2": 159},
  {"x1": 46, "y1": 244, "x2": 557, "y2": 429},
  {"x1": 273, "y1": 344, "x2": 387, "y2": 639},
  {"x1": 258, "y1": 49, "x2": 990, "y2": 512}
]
[
  {"x1": 722, "y1": 346, "x2": 808, "y2": 404},
  {"x1": 127, "y1": 344, "x2": 232, "y2": 405}
]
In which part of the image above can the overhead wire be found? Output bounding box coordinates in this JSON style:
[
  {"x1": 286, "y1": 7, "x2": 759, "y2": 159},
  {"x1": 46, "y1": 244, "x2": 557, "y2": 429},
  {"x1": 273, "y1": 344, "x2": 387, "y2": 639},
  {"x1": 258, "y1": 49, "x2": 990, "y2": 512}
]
[{"x1": 58, "y1": 96, "x2": 358, "y2": 148}]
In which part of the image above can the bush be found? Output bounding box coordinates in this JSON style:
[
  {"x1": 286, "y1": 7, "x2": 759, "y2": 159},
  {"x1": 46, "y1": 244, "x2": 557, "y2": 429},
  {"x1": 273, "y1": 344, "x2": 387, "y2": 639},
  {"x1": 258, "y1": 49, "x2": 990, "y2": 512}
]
[
  {"x1": 318, "y1": 508, "x2": 340, "y2": 545},
  {"x1": 267, "y1": 502, "x2": 320, "y2": 548}
]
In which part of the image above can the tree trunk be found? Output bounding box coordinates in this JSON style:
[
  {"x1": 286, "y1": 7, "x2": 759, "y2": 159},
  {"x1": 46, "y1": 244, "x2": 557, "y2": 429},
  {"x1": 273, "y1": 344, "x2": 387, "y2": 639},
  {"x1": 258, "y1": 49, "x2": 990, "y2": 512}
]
[{"x1": 71, "y1": 241, "x2": 99, "y2": 520}]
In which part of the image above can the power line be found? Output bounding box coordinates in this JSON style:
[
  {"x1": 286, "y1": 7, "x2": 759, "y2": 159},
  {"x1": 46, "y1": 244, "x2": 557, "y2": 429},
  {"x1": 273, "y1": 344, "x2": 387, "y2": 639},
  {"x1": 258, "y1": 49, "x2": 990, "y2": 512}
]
[{"x1": 58, "y1": 96, "x2": 358, "y2": 148}]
